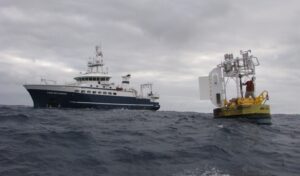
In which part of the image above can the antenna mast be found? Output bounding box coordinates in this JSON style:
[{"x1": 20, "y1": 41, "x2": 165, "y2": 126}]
[{"x1": 87, "y1": 45, "x2": 105, "y2": 74}]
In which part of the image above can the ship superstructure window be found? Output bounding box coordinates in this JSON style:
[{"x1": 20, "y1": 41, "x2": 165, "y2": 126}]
[
  {"x1": 103, "y1": 92, "x2": 107, "y2": 95},
  {"x1": 81, "y1": 90, "x2": 85, "y2": 93},
  {"x1": 75, "y1": 90, "x2": 79, "y2": 93},
  {"x1": 92, "y1": 91, "x2": 96, "y2": 94},
  {"x1": 113, "y1": 92, "x2": 117, "y2": 95},
  {"x1": 87, "y1": 90, "x2": 91, "y2": 94},
  {"x1": 108, "y1": 92, "x2": 112, "y2": 95},
  {"x1": 98, "y1": 91, "x2": 101, "y2": 94},
  {"x1": 100, "y1": 78, "x2": 109, "y2": 81}
]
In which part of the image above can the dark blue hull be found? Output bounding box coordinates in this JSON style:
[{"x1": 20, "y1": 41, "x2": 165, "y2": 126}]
[{"x1": 26, "y1": 89, "x2": 160, "y2": 111}]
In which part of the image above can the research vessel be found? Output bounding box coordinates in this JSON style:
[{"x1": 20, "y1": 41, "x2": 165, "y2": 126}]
[
  {"x1": 24, "y1": 46, "x2": 160, "y2": 110},
  {"x1": 199, "y1": 50, "x2": 271, "y2": 124}
]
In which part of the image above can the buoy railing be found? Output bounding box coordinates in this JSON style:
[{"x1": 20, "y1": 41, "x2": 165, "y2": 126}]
[
  {"x1": 224, "y1": 90, "x2": 269, "y2": 107},
  {"x1": 256, "y1": 90, "x2": 269, "y2": 104}
]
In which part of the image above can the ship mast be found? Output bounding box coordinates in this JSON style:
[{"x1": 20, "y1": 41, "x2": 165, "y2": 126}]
[{"x1": 87, "y1": 45, "x2": 106, "y2": 74}]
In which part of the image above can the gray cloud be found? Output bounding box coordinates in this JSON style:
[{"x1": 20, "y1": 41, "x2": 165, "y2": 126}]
[{"x1": 0, "y1": 0, "x2": 300, "y2": 113}]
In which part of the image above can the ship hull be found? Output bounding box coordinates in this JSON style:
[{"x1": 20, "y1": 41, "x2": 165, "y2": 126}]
[{"x1": 24, "y1": 85, "x2": 160, "y2": 111}]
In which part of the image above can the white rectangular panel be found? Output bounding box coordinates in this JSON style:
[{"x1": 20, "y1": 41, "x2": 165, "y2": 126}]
[{"x1": 198, "y1": 76, "x2": 209, "y2": 100}]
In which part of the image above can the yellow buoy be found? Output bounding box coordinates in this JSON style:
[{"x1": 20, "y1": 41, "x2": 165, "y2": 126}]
[{"x1": 199, "y1": 50, "x2": 271, "y2": 124}]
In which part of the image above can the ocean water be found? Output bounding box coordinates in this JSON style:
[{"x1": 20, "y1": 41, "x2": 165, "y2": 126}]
[{"x1": 0, "y1": 105, "x2": 299, "y2": 176}]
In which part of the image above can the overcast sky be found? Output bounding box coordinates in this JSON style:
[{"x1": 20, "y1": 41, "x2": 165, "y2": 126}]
[{"x1": 0, "y1": 0, "x2": 299, "y2": 113}]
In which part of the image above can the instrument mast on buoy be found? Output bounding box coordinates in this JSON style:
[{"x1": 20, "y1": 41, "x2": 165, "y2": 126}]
[{"x1": 199, "y1": 50, "x2": 271, "y2": 124}]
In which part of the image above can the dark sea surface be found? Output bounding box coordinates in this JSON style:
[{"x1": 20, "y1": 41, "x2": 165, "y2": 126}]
[{"x1": 0, "y1": 105, "x2": 299, "y2": 176}]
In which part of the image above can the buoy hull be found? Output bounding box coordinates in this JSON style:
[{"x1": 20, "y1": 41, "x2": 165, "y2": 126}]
[{"x1": 213, "y1": 104, "x2": 271, "y2": 124}]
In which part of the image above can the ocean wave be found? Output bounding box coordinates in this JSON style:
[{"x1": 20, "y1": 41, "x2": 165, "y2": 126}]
[
  {"x1": 0, "y1": 106, "x2": 299, "y2": 176},
  {"x1": 0, "y1": 114, "x2": 29, "y2": 122},
  {"x1": 173, "y1": 167, "x2": 230, "y2": 176},
  {"x1": 111, "y1": 147, "x2": 172, "y2": 163}
]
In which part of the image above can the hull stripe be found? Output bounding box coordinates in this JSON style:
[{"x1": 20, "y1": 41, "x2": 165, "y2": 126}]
[{"x1": 70, "y1": 101, "x2": 155, "y2": 107}]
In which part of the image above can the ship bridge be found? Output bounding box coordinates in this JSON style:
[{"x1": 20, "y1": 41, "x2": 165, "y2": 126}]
[
  {"x1": 74, "y1": 46, "x2": 112, "y2": 84},
  {"x1": 74, "y1": 73, "x2": 112, "y2": 82}
]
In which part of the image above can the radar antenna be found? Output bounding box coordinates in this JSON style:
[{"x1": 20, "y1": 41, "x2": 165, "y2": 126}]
[{"x1": 96, "y1": 45, "x2": 103, "y2": 57}]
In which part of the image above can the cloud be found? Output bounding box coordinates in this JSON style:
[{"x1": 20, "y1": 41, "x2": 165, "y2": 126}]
[{"x1": 0, "y1": 0, "x2": 300, "y2": 113}]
